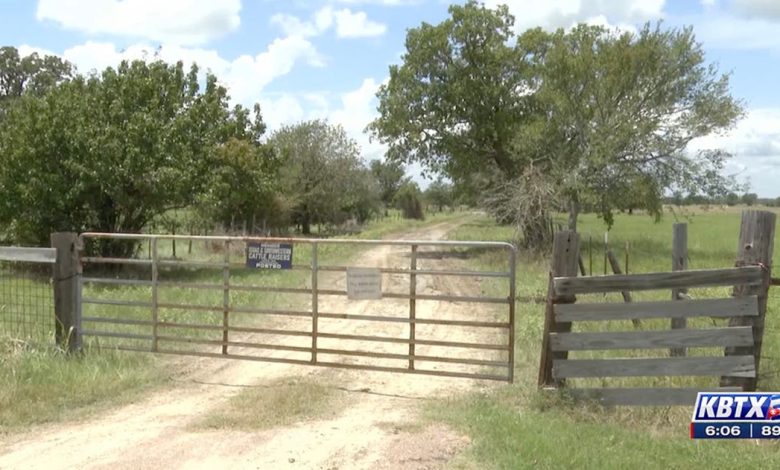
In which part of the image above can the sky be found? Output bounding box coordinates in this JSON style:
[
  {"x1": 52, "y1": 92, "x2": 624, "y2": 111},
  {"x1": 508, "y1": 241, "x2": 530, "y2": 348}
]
[{"x1": 2, "y1": 0, "x2": 780, "y2": 196}]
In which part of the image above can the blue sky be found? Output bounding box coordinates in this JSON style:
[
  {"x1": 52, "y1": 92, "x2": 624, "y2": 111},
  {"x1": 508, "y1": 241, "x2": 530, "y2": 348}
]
[{"x1": 3, "y1": 0, "x2": 780, "y2": 196}]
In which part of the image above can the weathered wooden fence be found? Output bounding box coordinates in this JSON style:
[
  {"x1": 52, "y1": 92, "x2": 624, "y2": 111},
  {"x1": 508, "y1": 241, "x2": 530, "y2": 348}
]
[{"x1": 538, "y1": 210, "x2": 776, "y2": 406}]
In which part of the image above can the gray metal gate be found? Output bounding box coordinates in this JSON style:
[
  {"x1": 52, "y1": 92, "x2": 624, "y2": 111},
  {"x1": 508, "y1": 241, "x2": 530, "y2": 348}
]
[{"x1": 77, "y1": 233, "x2": 516, "y2": 382}]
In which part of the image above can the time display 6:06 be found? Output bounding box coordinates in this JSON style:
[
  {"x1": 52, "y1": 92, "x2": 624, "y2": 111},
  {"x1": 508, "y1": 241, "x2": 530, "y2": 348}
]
[{"x1": 705, "y1": 425, "x2": 744, "y2": 437}]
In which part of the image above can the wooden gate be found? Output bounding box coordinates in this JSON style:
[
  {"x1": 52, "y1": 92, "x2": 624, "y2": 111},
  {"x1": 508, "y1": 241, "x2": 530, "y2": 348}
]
[{"x1": 539, "y1": 266, "x2": 764, "y2": 405}]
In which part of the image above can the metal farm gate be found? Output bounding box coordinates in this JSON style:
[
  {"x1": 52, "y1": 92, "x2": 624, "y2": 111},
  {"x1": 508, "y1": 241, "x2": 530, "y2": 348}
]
[{"x1": 75, "y1": 233, "x2": 517, "y2": 382}]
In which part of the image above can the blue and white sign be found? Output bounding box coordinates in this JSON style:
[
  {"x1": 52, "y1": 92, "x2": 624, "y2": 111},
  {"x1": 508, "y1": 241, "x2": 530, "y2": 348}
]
[{"x1": 246, "y1": 243, "x2": 293, "y2": 269}]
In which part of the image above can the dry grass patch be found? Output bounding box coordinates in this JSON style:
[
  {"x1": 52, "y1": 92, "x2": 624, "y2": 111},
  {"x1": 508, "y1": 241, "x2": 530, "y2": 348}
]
[{"x1": 194, "y1": 375, "x2": 344, "y2": 431}]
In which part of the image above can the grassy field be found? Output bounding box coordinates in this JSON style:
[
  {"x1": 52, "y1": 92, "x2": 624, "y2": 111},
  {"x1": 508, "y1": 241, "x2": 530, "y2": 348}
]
[
  {"x1": 433, "y1": 207, "x2": 780, "y2": 468},
  {"x1": 0, "y1": 211, "x2": 461, "y2": 432}
]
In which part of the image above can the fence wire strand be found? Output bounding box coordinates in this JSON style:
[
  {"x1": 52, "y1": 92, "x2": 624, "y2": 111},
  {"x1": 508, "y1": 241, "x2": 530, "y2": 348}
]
[{"x1": 0, "y1": 260, "x2": 53, "y2": 343}]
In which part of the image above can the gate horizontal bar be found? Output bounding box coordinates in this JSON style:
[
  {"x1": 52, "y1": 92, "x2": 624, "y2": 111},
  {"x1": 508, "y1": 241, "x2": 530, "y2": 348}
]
[
  {"x1": 154, "y1": 302, "x2": 312, "y2": 318},
  {"x1": 82, "y1": 316, "x2": 154, "y2": 326},
  {"x1": 317, "y1": 312, "x2": 509, "y2": 328},
  {"x1": 82, "y1": 298, "x2": 152, "y2": 308},
  {"x1": 82, "y1": 278, "x2": 154, "y2": 287},
  {"x1": 82, "y1": 257, "x2": 152, "y2": 266},
  {"x1": 80, "y1": 232, "x2": 515, "y2": 250},
  {"x1": 317, "y1": 290, "x2": 509, "y2": 304},
  {"x1": 316, "y1": 332, "x2": 509, "y2": 350},
  {"x1": 313, "y1": 361, "x2": 509, "y2": 381},
  {"x1": 0, "y1": 246, "x2": 56, "y2": 263},
  {"x1": 157, "y1": 322, "x2": 311, "y2": 337},
  {"x1": 316, "y1": 347, "x2": 509, "y2": 367},
  {"x1": 82, "y1": 329, "x2": 154, "y2": 341},
  {"x1": 317, "y1": 266, "x2": 510, "y2": 278},
  {"x1": 155, "y1": 335, "x2": 313, "y2": 353}
]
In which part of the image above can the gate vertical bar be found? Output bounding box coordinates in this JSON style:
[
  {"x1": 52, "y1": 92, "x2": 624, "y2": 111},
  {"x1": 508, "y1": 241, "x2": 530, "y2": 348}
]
[
  {"x1": 508, "y1": 246, "x2": 516, "y2": 383},
  {"x1": 311, "y1": 242, "x2": 318, "y2": 364},
  {"x1": 222, "y1": 240, "x2": 230, "y2": 355},
  {"x1": 409, "y1": 245, "x2": 417, "y2": 370},
  {"x1": 151, "y1": 237, "x2": 159, "y2": 352}
]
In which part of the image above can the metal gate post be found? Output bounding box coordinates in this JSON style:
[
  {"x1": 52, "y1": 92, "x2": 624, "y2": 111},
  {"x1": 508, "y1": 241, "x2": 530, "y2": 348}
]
[
  {"x1": 311, "y1": 242, "x2": 319, "y2": 364},
  {"x1": 151, "y1": 238, "x2": 159, "y2": 352},
  {"x1": 508, "y1": 247, "x2": 516, "y2": 383},
  {"x1": 409, "y1": 244, "x2": 417, "y2": 370},
  {"x1": 222, "y1": 240, "x2": 230, "y2": 355}
]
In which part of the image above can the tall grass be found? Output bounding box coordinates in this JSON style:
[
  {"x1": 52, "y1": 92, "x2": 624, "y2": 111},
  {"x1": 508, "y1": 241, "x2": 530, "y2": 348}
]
[{"x1": 0, "y1": 337, "x2": 164, "y2": 431}]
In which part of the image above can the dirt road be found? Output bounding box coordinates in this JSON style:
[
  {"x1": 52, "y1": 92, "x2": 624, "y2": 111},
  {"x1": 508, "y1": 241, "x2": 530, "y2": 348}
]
[{"x1": 0, "y1": 221, "x2": 508, "y2": 469}]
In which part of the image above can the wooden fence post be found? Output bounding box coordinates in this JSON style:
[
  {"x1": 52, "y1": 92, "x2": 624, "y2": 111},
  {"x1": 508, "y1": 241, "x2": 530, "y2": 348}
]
[
  {"x1": 671, "y1": 223, "x2": 688, "y2": 357},
  {"x1": 51, "y1": 232, "x2": 82, "y2": 352},
  {"x1": 538, "y1": 230, "x2": 580, "y2": 387},
  {"x1": 721, "y1": 210, "x2": 775, "y2": 390}
]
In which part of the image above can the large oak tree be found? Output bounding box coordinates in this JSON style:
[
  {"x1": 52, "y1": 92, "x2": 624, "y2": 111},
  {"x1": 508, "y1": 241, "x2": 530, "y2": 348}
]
[{"x1": 369, "y1": 1, "x2": 743, "y2": 246}]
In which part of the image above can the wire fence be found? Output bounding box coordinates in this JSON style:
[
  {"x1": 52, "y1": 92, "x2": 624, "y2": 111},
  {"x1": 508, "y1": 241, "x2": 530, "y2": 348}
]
[{"x1": 0, "y1": 260, "x2": 54, "y2": 344}]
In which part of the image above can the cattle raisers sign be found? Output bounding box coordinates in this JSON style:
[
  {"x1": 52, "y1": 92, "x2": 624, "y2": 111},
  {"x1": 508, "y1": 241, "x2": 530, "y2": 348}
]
[{"x1": 245, "y1": 242, "x2": 294, "y2": 269}]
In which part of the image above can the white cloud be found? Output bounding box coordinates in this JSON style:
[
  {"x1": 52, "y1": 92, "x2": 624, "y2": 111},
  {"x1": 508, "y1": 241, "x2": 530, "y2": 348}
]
[
  {"x1": 17, "y1": 44, "x2": 58, "y2": 58},
  {"x1": 731, "y1": 0, "x2": 780, "y2": 19},
  {"x1": 329, "y1": 78, "x2": 386, "y2": 158},
  {"x1": 331, "y1": 8, "x2": 387, "y2": 38},
  {"x1": 689, "y1": 108, "x2": 780, "y2": 196},
  {"x1": 483, "y1": 0, "x2": 665, "y2": 33},
  {"x1": 36, "y1": 0, "x2": 241, "y2": 45},
  {"x1": 336, "y1": 0, "x2": 420, "y2": 4},
  {"x1": 271, "y1": 6, "x2": 387, "y2": 39},
  {"x1": 42, "y1": 36, "x2": 323, "y2": 108}
]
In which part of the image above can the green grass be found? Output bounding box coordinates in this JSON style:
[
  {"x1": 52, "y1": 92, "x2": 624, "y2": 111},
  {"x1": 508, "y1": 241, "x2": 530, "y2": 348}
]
[
  {"x1": 427, "y1": 390, "x2": 779, "y2": 470},
  {"x1": 435, "y1": 207, "x2": 780, "y2": 469},
  {"x1": 194, "y1": 375, "x2": 344, "y2": 431},
  {"x1": 0, "y1": 337, "x2": 165, "y2": 432}
]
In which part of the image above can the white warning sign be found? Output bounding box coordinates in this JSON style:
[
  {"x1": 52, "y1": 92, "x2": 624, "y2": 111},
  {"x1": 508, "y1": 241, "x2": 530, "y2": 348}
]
[{"x1": 346, "y1": 267, "x2": 382, "y2": 300}]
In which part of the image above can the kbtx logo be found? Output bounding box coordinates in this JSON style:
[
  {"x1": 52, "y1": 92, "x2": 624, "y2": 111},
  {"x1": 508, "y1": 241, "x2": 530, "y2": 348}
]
[{"x1": 693, "y1": 393, "x2": 780, "y2": 421}]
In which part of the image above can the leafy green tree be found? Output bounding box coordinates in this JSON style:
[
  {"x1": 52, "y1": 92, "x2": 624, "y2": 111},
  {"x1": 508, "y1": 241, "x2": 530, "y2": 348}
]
[
  {"x1": 0, "y1": 46, "x2": 73, "y2": 118},
  {"x1": 270, "y1": 120, "x2": 378, "y2": 234},
  {"x1": 741, "y1": 193, "x2": 758, "y2": 207},
  {"x1": 196, "y1": 137, "x2": 279, "y2": 231},
  {"x1": 369, "y1": 1, "x2": 743, "y2": 247},
  {"x1": 394, "y1": 182, "x2": 425, "y2": 220},
  {"x1": 0, "y1": 59, "x2": 265, "y2": 253},
  {"x1": 725, "y1": 192, "x2": 740, "y2": 206},
  {"x1": 424, "y1": 178, "x2": 454, "y2": 212},
  {"x1": 369, "y1": 159, "x2": 408, "y2": 215}
]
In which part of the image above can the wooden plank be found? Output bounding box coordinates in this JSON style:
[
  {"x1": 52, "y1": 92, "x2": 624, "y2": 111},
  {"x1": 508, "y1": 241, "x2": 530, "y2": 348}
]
[
  {"x1": 0, "y1": 246, "x2": 57, "y2": 263},
  {"x1": 554, "y1": 266, "x2": 762, "y2": 296},
  {"x1": 553, "y1": 356, "x2": 755, "y2": 378},
  {"x1": 550, "y1": 327, "x2": 754, "y2": 351},
  {"x1": 723, "y1": 210, "x2": 775, "y2": 390},
  {"x1": 560, "y1": 387, "x2": 743, "y2": 406},
  {"x1": 555, "y1": 296, "x2": 758, "y2": 322}
]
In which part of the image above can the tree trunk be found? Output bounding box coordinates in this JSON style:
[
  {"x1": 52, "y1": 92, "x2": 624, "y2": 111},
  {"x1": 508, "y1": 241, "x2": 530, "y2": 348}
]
[{"x1": 302, "y1": 215, "x2": 311, "y2": 235}]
